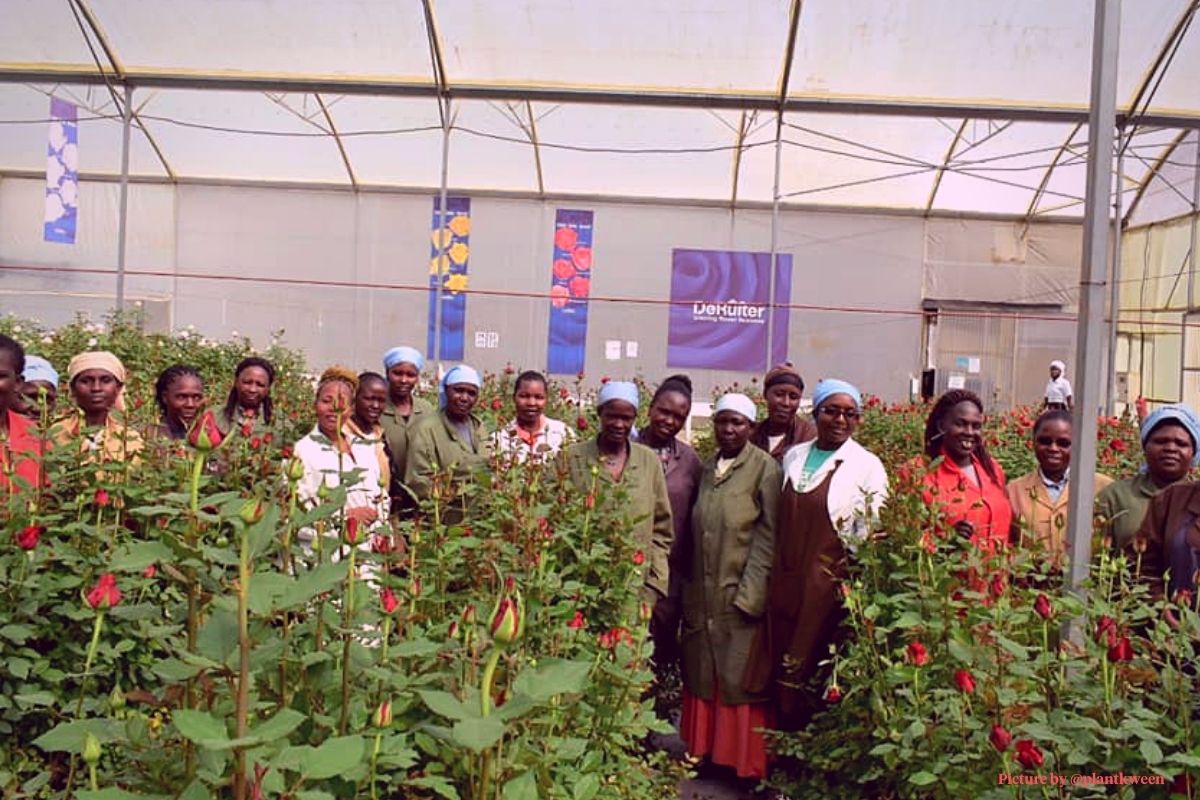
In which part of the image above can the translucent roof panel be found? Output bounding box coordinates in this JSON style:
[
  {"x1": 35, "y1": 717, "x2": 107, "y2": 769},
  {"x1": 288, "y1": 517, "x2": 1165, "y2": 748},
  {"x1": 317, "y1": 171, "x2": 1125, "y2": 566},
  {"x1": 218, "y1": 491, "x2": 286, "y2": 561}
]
[
  {"x1": 533, "y1": 105, "x2": 745, "y2": 200},
  {"x1": 435, "y1": 0, "x2": 789, "y2": 95},
  {"x1": 136, "y1": 91, "x2": 348, "y2": 183},
  {"x1": 1139, "y1": 12, "x2": 1200, "y2": 116},
  {"x1": 0, "y1": 84, "x2": 167, "y2": 177},
  {"x1": 89, "y1": 0, "x2": 434, "y2": 83},
  {"x1": 1128, "y1": 129, "x2": 1199, "y2": 226},
  {"x1": 0, "y1": 0, "x2": 98, "y2": 68},
  {"x1": 787, "y1": 0, "x2": 1191, "y2": 113},
  {"x1": 446, "y1": 100, "x2": 539, "y2": 193},
  {"x1": 323, "y1": 95, "x2": 445, "y2": 187}
]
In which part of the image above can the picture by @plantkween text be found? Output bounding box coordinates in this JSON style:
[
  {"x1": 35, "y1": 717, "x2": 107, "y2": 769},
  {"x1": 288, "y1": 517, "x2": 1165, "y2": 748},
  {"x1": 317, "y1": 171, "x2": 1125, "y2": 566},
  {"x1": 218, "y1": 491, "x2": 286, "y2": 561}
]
[{"x1": 998, "y1": 772, "x2": 1168, "y2": 786}]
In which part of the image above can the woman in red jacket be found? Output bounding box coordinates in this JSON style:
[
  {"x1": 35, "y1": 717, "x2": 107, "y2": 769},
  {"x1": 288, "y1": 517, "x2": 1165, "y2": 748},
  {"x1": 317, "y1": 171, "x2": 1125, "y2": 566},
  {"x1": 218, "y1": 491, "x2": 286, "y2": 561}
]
[
  {"x1": 0, "y1": 335, "x2": 46, "y2": 513},
  {"x1": 922, "y1": 389, "x2": 1012, "y2": 554}
]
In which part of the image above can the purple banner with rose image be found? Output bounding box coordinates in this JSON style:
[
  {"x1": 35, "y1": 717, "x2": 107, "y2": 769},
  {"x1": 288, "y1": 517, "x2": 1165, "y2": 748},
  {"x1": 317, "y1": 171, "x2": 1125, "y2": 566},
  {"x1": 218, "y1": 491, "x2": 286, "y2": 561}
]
[
  {"x1": 546, "y1": 209, "x2": 594, "y2": 375},
  {"x1": 666, "y1": 248, "x2": 792, "y2": 372}
]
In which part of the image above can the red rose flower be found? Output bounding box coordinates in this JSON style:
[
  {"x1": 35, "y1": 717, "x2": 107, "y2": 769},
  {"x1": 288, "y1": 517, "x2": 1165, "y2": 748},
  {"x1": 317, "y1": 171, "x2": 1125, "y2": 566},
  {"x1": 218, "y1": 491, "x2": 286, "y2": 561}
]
[
  {"x1": 823, "y1": 685, "x2": 842, "y2": 703},
  {"x1": 554, "y1": 227, "x2": 578, "y2": 252},
  {"x1": 568, "y1": 276, "x2": 590, "y2": 299},
  {"x1": 15, "y1": 524, "x2": 43, "y2": 550},
  {"x1": 241, "y1": 422, "x2": 253, "y2": 437},
  {"x1": 1033, "y1": 593, "x2": 1053, "y2": 620},
  {"x1": 281, "y1": 445, "x2": 293, "y2": 460},
  {"x1": 371, "y1": 534, "x2": 395, "y2": 554},
  {"x1": 906, "y1": 641, "x2": 929, "y2": 667},
  {"x1": 550, "y1": 285, "x2": 570, "y2": 309},
  {"x1": 85, "y1": 573, "x2": 122, "y2": 610},
  {"x1": 632, "y1": 550, "x2": 645, "y2": 566},
  {"x1": 567, "y1": 611, "x2": 585, "y2": 629},
  {"x1": 576, "y1": 416, "x2": 588, "y2": 431},
  {"x1": 491, "y1": 398, "x2": 503, "y2": 411},
  {"x1": 558, "y1": 386, "x2": 570, "y2": 400},
  {"x1": 989, "y1": 572, "x2": 1007, "y2": 598},
  {"x1": 379, "y1": 587, "x2": 399, "y2": 614},
  {"x1": 1015, "y1": 739, "x2": 1044, "y2": 769},
  {"x1": 953, "y1": 669, "x2": 976, "y2": 694},
  {"x1": 553, "y1": 258, "x2": 575, "y2": 281},
  {"x1": 571, "y1": 245, "x2": 592, "y2": 271},
  {"x1": 1109, "y1": 437, "x2": 1127, "y2": 453},
  {"x1": 250, "y1": 436, "x2": 262, "y2": 450},
  {"x1": 989, "y1": 724, "x2": 1012, "y2": 753},
  {"x1": 1107, "y1": 635, "x2": 1134, "y2": 663},
  {"x1": 94, "y1": 488, "x2": 111, "y2": 508},
  {"x1": 1094, "y1": 615, "x2": 1116, "y2": 644}
]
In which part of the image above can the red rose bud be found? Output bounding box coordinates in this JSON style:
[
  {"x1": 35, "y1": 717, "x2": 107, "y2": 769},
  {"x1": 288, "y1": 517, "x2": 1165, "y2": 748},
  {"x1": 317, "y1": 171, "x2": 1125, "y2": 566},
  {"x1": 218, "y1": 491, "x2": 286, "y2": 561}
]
[
  {"x1": 823, "y1": 685, "x2": 842, "y2": 703},
  {"x1": 1107, "y1": 635, "x2": 1134, "y2": 663},
  {"x1": 491, "y1": 398, "x2": 503, "y2": 411},
  {"x1": 188, "y1": 410, "x2": 224, "y2": 452},
  {"x1": 584, "y1": 492, "x2": 595, "y2": 509},
  {"x1": 371, "y1": 534, "x2": 394, "y2": 554},
  {"x1": 142, "y1": 564, "x2": 157, "y2": 578},
  {"x1": 280, "y1": 444, "x2": 293, "y2": 459},
  {"x1": 241, "y1": 422, "x2": 253, "y2": 437},
  {"x1": 490, "y1": 595, "x2": 522, "y2": 645},
  {"x1": 567, "y1": 610, "x2": 585, "y2": 629},
  {"x1": 263, "y1": 432, "x2": 274, "y2": 444},
  {"x1": 16, "y1": 524, "x2": 43, "y2": 550},
  {"x1": 954, "y1": 669, "x2": 976, "y2": 694},
  {"x1": 906, "y1": 641, "x2": 929, "y2": 667},
  {"x1": 250, "y1": 436, "x2": 262, "y2": 450},
  {"x1": 462, "y1": 604, "x2": 477, "y2": 624},
  {"x1": 989, "y1": 573, "x2": 1006, "y2": 598},
  {"x1": 639, "y1": 601, "x2": 652, "y2": 622},
  {"x1": 632, "y1": 550, "x2": 646, "y2": 566},
  {"x1": 600, "y1": 376, "x2": 610, "y2": 384},
  {"x1": 345, "y1": 516, "x2": 360, "y2": 544},
  {"x1": 559, "y1": 387, "x2": 570, "y2": 400},
  {"x1": 989, "y1": 724, "x2": 1012, "y2": 753},
  {"x1": 410, "y1": 577, "x2": 422, "y2": 598},
  {"x1": 1015, "y1": 739, "x2": 1044, "y2": 769},
  {"x1": 86, "y1": 573, "x2": 122, "y2": 610},
  {"x1": 1094, "y1": 615, "x2": 1116, "y2": 644},
  {"x1": 576, "y1": 416, "x2": 588, "y2": 432},
  {"x1": 1033, "y1": 593, "x2": 1053, "y2": 620},
  {"x1": 94, "y1": 488, "x2": 111, "y2": 508},
  {"x1": 239, "y1": 497, "x2": 265, "y2": 525},
  {"x1": 448, "y1": 620, "x2": 460, "y2": 640},
  {"x1": 379, "y1": 587, "x2": 399, "y2": 614},
  {"x1": 372, "y1": 698, "x2": 393, "y2": 728}
]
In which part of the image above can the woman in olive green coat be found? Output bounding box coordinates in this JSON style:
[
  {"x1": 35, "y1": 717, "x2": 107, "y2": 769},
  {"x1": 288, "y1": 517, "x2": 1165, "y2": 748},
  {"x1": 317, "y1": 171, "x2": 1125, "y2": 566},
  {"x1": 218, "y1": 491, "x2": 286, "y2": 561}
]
[
  {"x1": 680, "y1": 393, "x2": 780, "y2": 781},
  {"x1": 405, "y1": 365, "x2": 489, "y2": 521}
]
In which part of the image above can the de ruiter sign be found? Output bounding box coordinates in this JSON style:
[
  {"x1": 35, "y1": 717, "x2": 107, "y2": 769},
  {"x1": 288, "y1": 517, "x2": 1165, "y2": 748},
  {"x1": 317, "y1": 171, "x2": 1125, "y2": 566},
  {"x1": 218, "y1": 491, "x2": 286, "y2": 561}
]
[{"x1": 666, "y1": 248, "x2": 792, "y2": 372}]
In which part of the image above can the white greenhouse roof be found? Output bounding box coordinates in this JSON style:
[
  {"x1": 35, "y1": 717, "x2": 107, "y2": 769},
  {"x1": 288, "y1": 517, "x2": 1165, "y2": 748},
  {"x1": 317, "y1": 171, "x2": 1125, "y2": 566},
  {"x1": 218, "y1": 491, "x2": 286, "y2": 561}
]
[{"x1": 0, "y1": 0, "x2": 1197, "y2": 221}]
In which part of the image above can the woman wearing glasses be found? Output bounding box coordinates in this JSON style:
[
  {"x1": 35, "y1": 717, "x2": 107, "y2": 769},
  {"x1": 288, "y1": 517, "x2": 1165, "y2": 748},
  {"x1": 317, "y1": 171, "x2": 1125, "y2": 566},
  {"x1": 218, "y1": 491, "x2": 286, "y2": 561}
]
[
  {"x1": 743, "y1": 379, "x2": 888, "y2": 731},
  {"x1": 1007, "y1": 410, "x2": 1112, "y2": 560}
]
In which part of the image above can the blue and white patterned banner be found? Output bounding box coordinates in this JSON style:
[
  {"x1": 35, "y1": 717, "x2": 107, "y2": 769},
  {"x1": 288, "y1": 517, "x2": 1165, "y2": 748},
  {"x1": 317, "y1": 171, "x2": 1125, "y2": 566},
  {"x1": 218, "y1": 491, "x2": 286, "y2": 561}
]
[{"x1": 44, "y1": 97, "x2": 79, "y2": 245}]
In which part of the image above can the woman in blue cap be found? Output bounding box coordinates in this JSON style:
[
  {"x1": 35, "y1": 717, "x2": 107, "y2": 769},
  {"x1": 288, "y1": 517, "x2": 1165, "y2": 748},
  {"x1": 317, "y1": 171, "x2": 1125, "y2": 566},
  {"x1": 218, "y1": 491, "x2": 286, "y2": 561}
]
[
  {"x1": 744, "y1": 378, "x2": 888, "y2": 731},
  {"x1": 560, "y1": 381, "x2": 673, "y2": 604},
  {"x1": 1097, "y1": 403, "x2": 1198, "y2": 551},
  {"x1": 380, "y1": 346, "x2": 434, "y2": 513},
  {"x1": 17, "y1": 354, "x2": 59, "y2": 421},
  {"x1": 405, "y1": 364, "x2": 488, "y2": 521}
]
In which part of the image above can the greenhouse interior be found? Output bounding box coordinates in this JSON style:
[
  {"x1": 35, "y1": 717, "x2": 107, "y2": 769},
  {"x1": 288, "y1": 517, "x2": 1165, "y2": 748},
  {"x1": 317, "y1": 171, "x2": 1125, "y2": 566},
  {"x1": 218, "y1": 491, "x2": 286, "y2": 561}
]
[{"x1": 0, "y1": 0, "x2": 1198, "y2": 406}]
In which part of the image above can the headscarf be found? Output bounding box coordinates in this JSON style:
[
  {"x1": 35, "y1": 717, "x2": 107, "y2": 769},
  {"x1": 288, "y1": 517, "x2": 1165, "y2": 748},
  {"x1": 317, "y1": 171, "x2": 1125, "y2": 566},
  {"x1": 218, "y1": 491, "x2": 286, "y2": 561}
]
[
  {"x1": 811, "y1": 378, "x2": 862, "y2": 411},
  {"x1": 764, "y1": 362, "x2": 804, "y2": 392},
  {"x1": 714, "y1": 392, "x2": 757, "y2": 423},
  {"x1": 597, "y1": 381, "x2": 639, "y2": 410},
  {"x1": 383, "y1": 346, "x2": 425, "y2": 373},
  {"x1": 439, "y1": 365, "x2": 482, "y2": 409},
  {"x1": 1140, "y1": 403, "x2": 1200, "y2": 466},
  {"x1": 317, "y1": 366, "x2": 359, "y2": 395},
  {"x1": 67, "y1": 351, "x2": 128, "y2": 411},
  {"x1": 23, "y1": 355, "x2": 59, "y2": 387},
  {"x1": 1050, "y1": 360, "x2": 1066, "y2": 373}
]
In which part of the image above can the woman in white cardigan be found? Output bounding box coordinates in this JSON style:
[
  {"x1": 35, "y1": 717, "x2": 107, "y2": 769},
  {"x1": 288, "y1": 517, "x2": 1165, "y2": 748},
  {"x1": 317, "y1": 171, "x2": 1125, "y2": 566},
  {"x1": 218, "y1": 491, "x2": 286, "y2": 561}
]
[{"x1": 743, "y1": 378, "x2": 888, "y2": 730}]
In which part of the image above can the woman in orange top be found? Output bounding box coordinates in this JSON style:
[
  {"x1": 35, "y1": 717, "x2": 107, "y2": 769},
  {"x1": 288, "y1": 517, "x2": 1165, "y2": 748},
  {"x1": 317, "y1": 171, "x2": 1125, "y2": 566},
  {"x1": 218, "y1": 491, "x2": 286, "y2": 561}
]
[
  {"x1": 0, "y1": 335, "x2": 46, "y2": 510},
  {"x1": 922, "y1": 389, "x2": 1012, "y2": 553}
]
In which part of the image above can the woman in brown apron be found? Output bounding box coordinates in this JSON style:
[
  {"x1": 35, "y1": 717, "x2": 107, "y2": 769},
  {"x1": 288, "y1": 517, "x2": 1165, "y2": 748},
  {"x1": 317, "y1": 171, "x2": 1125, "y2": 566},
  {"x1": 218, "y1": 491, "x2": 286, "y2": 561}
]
[{"x1": 744, "y1": 379, "x2": 889, "y2": 731}]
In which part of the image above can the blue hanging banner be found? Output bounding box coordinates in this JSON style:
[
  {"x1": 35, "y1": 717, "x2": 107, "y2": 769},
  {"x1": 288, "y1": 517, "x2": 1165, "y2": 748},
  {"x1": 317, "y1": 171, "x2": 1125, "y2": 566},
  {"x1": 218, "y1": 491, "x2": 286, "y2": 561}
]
[
  {"x1": 44, "y1": 97, "x2": 78, "y2": 245},
  {"x1": 426, "y1": 196, "x2": 471, "y2": 361},
  {"x1": 546, "y1": 209, "x2": 594, "y2": 375}
]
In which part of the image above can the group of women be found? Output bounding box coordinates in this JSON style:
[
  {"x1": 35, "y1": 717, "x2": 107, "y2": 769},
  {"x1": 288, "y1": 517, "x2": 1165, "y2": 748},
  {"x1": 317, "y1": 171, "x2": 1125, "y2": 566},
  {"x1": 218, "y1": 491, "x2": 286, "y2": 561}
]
[{"x1": 4, "y1": 330, "x2": 1199, "y2": 785}]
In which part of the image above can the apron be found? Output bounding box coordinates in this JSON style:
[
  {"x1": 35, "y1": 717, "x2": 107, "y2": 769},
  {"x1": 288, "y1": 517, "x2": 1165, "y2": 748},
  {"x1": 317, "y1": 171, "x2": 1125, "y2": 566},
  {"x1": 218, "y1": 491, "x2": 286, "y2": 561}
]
[{"x1": 744, "y1": 466, "x2": 847, "y2": 730}]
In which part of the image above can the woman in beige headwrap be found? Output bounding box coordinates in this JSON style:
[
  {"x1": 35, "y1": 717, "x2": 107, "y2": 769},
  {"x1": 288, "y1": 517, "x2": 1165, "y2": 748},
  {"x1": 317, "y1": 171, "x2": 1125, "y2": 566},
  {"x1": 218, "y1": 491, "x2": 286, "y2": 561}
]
[{"x1": 52, "y1": 351, "x2": 144, "y2": 464}]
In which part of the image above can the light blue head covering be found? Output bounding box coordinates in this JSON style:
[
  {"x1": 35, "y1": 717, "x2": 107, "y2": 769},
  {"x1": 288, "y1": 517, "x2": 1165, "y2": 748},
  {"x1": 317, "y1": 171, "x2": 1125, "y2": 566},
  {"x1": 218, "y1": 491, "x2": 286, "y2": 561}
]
[
  {"x1": 811, "y1": 378, "x2": 862, "y2": 411},
  {"x1": 383, "y1": 346, "x2": 425, "y2": 373},
  {"x1": 22, "y1": 355, "x2": 59, "y2": 387},
  {"x1": 439, "y1": 364, "x2": 482, "y2": 409},
  {"x1": 1140, "y1": 403, "x2": 1200, "y2": 466},
  {"x1": 714, "y1": 392, "x2": 757, "y2": 423},
  {"x1": 597, "y1": 381, "x2": 639, "y2": 410}
]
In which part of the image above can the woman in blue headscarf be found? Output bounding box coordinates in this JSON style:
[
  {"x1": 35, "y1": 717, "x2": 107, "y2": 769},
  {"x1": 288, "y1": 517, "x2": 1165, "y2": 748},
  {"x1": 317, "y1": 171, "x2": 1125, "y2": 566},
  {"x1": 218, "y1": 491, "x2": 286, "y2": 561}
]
[
  {"x1": 404, "y1": 365, "x2": 488, "y2": 521},
  {"x1": 1097, "y1": 404, "x2": 1199, "y2": 551},
  {"x1": 744, "y1": 378, "x2": 888, "y2": 731},
  {"x1": 380, "y1": 346, "x2": 433, "y2": 514}
]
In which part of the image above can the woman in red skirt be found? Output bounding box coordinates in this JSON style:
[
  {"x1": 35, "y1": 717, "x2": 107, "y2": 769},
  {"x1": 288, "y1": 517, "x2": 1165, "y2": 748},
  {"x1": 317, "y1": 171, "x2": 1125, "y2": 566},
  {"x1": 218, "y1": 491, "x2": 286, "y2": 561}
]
[{"x1": 680, "y1": 393, "x2": 780, "y2": 780}]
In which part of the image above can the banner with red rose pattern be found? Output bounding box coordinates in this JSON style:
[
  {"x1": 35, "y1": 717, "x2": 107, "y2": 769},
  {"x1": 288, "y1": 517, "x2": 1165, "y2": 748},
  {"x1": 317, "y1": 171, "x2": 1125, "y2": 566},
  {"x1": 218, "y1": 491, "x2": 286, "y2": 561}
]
[{"x1": 546, "y1": 209, "x2": 594, "y2": 374}]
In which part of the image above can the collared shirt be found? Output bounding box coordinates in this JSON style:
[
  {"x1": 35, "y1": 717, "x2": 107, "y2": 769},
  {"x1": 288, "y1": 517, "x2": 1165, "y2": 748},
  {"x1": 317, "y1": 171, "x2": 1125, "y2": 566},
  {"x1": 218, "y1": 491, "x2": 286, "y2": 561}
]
[
  {"x1": 1040, "y1": 468, "x2": 1069, "y2": 503},
  {"x1": 922, "y1": 451, "x2": 1011, "y2": 553},
  {"x1": 1045, "y1": 376, "x2": 1073, "y2": 405},
  {"x1": 293, "y1": 424, "x2": 390, "y2": 521},
  {"x1": 493, "y1": 416, "x2": 572, "y2": 463},
  {"x1": 1096, "y1": 471, "x2": 1167, "y2": 551},
  {"x1": 379, "y1": 395, "x2": 434, "y2": 487}
]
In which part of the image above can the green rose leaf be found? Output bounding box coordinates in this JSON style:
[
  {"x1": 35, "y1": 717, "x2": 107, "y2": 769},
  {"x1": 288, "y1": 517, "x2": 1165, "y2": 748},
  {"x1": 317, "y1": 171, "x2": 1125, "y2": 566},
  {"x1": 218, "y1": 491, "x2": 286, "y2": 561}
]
[
  {"x1": 172, "y1": 710, "x2": 230, "y2": 748},
  {"x1": 451, "y1": 717, "x2": 505, "y2": 752},
  {"x1": 502, "y1": 770, "x2": 538, "y2": 800}
]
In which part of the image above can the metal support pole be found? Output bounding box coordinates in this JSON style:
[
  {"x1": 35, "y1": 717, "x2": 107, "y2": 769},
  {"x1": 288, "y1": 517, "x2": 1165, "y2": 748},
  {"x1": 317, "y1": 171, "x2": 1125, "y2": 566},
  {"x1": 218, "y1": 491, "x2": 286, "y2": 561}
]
[
  {"x1": 1106, "y1": 136, "x2": 1124, "y2": 414},
  {"x1": 431, "y1": 99, "x2": 452, "y2": 368},
  {"x1": 1066, "y1": 0, "x2": 1121, "y2": 606},
  {"x1": 766, "y1": 110, "x2": 783, "y2": 369},
  {"x1": 1188, "y1": 133, "x2": 1200, "y2": 311},
  {"x1": 115, "y1": 85, "x2": 133, "y2": 312}
]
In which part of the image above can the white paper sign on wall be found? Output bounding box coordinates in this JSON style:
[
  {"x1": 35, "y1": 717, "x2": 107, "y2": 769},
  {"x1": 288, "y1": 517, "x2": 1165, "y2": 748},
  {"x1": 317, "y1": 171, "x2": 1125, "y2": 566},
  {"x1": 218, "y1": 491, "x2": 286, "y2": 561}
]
[{"x1": 474, "y1": 331, "x2": 499, "y2": 349}]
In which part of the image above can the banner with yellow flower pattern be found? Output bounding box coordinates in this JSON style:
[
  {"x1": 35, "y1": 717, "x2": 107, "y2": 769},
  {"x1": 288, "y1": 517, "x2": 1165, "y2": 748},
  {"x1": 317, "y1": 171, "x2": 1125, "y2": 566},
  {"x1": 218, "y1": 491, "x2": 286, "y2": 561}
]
[{"x1": 427, "y1": 196, "x2": 471, "y2": 360}]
